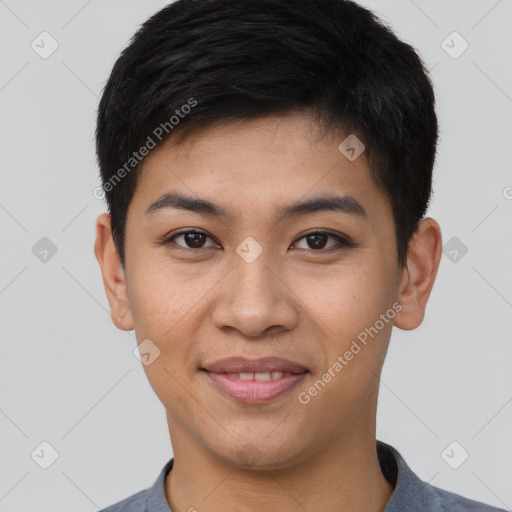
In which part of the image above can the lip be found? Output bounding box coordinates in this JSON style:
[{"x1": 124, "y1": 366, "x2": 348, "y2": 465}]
[
  {"x1": 202, "y1": 356, "x2": 308, "y2": 374},
  {"x1": 201, "y1": 357, "x2": 309, "y2": 404},
  {"x1": 203, "y1": 371, "x2": 308, "y2": 404}
]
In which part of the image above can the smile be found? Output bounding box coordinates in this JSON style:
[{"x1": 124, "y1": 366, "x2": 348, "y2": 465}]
[{"x1": 202, "y1": 370, "x2": 308, "y2": 404}]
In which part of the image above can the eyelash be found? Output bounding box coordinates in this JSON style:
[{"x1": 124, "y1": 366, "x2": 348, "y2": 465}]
[{"x1": 161, "y1": 229, "x2": 352, "y2": 253}]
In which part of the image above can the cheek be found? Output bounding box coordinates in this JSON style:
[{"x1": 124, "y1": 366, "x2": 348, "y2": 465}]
[
  {"x1": 126, "y1": 260, "x2": 222, "y2": 386},
  {"x1": 127, "y1": 258, "x2": 211, "y2": 337},
  {"x1": 295, "y1": 260, "x2": 393, "y2": 335},
  {"x1": 293, "y1": 262, "x2": 396, "y2": 404}
]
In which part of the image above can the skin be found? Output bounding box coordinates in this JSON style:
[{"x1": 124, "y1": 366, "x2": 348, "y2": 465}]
[{"x1": 95, "y1": 111, "x2": 442, "y2": 512}]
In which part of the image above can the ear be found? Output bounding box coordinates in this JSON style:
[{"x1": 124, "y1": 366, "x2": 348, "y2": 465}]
[
  {"x1": 394, "y1": 217, "x2": 442, "y2": 330},
  {"x1": 94, "y1": 213, "x2": 134, "y2": 331}
]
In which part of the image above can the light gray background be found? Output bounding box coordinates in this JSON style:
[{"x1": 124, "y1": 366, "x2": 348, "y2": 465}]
[{"x1": 0, "y1": 0, "x2": 511, "y2": 510}]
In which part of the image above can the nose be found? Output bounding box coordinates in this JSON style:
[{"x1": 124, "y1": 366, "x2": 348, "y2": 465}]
[{"x1": 211, "y1": 248, "x2": 299, "y2": 339}]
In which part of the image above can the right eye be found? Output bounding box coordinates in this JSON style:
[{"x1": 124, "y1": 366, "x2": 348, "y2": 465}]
[{"x1": 163, "y1": 229, "x2": 219, "y2": 250}]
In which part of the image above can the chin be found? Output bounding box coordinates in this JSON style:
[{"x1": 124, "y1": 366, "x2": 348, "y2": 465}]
[{"x1": 210, "y1": 434, "x2": 311, "y2": 471}]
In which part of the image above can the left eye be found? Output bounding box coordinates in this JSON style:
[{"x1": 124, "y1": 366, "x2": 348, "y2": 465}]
[{"x1": 293, "y1": 231, "x2": 349, "y2": 251}]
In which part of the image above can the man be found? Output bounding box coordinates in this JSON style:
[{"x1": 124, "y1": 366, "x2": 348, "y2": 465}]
[{"x1": 94, "y1": 0, "x2": 505, "y2": 510}]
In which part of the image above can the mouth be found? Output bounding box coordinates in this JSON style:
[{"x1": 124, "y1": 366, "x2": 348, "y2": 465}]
[{"x1": 201, "y1": 357, "x2": 309, "y2": 404}]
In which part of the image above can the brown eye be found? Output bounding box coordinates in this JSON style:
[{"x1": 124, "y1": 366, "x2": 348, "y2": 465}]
[
  {"x1": 294, "y1": 231, "x2": 351, "y2": 251},
  {"x1": 167, "y1": 230, "x2": 217, "y2": 249},
  {"x1": 306, "y1": 233, "x2": 329, "y2": 249}
]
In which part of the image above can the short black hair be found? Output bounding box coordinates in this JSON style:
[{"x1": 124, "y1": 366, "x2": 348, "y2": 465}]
[{"x1": 96, "y1": 0, "x2": 438, "y2": 268}]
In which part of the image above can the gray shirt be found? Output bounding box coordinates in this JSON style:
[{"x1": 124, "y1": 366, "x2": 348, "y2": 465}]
[{"x1": 99, "y1": 441, "x2": 507, "y2": 511}]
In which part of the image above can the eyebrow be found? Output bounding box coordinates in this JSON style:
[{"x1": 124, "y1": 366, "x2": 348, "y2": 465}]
[{"x1": 145, "y1": 191, "x2": 367, "y2": 220}]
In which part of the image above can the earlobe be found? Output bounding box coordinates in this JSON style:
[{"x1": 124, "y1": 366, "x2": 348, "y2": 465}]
[
  {"x1": 94, "y1": 213, "x2": 134, "y2": 331},
  {"x1": 394, "y1": 218, "x2": 442, "y2": 331},
  {"x1": 117, "y1": 308, "x2": 134, "y2": 331}
]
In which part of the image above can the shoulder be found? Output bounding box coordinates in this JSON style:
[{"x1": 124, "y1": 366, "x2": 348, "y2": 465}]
[
  {"x1": 99, "y1": 489, "x2": 149, "y2": 512},
  {"x1": 426, "y1": 484, "x2": 507, "y2": 512},
  {"x1": 377, "y1": 441, "x2": 507, "y2": 512},
  {"x1": 98, "y1": 458, "x2": 174, "y2": 512}
]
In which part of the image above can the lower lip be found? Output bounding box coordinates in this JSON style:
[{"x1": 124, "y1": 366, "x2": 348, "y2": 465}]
[{"x1": 203, "y1": 371, "x2": 308, "y2": 404}]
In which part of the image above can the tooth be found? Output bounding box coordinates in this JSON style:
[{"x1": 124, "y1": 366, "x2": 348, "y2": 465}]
[
  {"x1": 239, "y1": 372, "x2": 254, "y2": 380},
  {"x1": 254, "y1": 372, "x2": 272, "y2": 381},
  {"x1": 271, "y1": 371, "x2": 284, "y2": 380}
]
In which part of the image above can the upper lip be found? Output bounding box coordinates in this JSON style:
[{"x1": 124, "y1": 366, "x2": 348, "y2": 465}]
[{"x1": 202, "y1": 357, "x2": 308, "y2": 374}]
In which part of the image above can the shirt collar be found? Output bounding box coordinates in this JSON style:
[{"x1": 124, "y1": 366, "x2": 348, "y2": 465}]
[
  {"x1": 378, "y1": 440, "x2": 434, "y2": 511},
  {"x1": 147, "y1": 458, "x2": 174, "y2": 512},
  {"x1": 146, "y1": 441, "x2": 428, "y2": 512}
]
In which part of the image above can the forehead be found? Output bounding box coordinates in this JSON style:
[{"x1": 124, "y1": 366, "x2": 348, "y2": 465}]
[{"x1": 132, "y1": 113, "x2": 391, "y2": 227}]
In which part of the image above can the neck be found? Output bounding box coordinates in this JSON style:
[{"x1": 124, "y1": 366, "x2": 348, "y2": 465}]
[{"x1": 165, "y1": 397, "x2": 393, "y2": 512}]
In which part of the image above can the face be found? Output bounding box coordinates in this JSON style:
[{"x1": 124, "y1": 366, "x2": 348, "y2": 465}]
[{"x1": 103, "y1": 112, "x2": 411, "y2": 469}]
